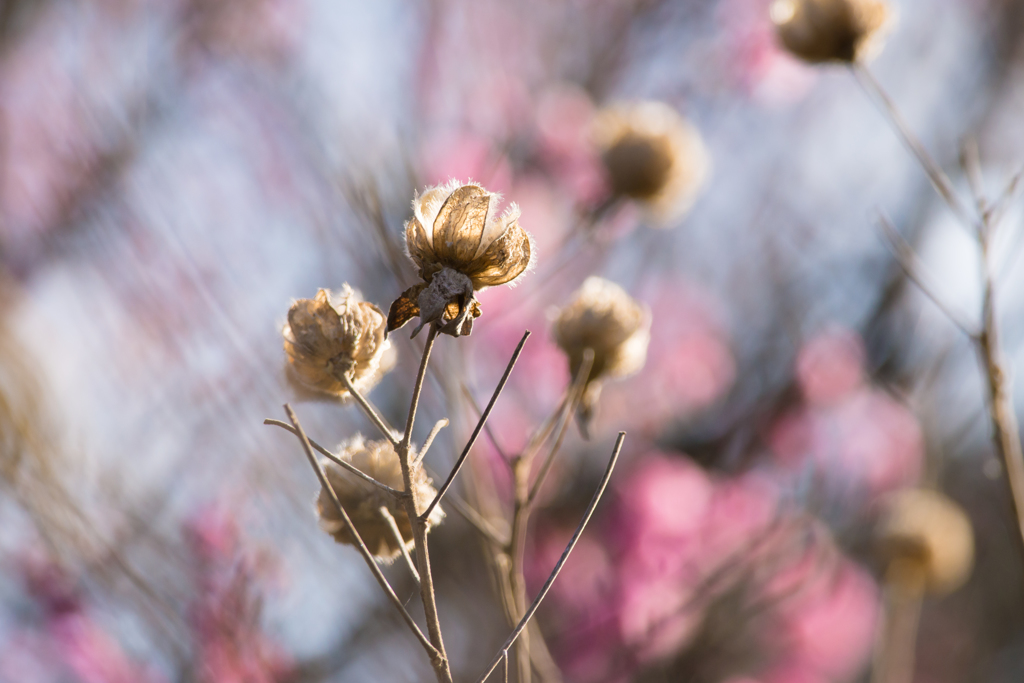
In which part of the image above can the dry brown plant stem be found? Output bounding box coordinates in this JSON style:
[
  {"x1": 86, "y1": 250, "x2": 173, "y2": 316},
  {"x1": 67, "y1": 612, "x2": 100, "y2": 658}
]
[
  {"x1": 281, "y1": 405, "x2": 438, "y2": 659},
  {"x1": 856, "y1": 64, "x2": 1024, "y2": 559},
  {"x1": 422, "y1": 330, "x2": 531, "y2": 522},
  {"x1": 379, "y1": 504, "x2": 421, "y2": 584},
  {"x1": 871, "y1": 562, "x2": 925, "y2": 683},
  {"x1": 477, "y1": 431, "x2": 627, "y2": 683},
  {"x1": 506, "y1": 349, "x2": 595, "y2": 683}
]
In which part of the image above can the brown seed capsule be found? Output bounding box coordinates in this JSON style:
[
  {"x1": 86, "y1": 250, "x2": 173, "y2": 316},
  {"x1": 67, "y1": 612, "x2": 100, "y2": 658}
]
[
  {"x1": 316, "y1": 435, "x2": 445, "y2": 562},
  {"x1": 553, "y1": 277, "x2": 651, "y2": 433},
  {"x1": 876, "y1": 488, "x2": 974, "y2": 595},
  {"x1": 282, "y1": 286, "x2": 390, "y2": 398},
  {"x1": 770, "y1": 0, "x2": 893, "y2": 64},
  {"x1": 388, "y1": 181, "x2": 535, "y2": 338},
  {"x1": 592, "y1": 101, "x2": 709, "y2": 223}
]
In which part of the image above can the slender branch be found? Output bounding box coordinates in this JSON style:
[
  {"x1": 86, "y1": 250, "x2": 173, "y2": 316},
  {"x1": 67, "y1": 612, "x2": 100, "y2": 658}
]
[
  {"x1": 853, "y1": 64, "x2": 981, "y2": 235},
  {"x1": 281, "y1": 405, "x2": 437, "y2": 658},
  {"x1": 402, "y1": 325, "x2": 438, "y2": 451},
  {"x1": 477, "y1": 432, "x2": 627, "y2": 683},
  {"x1": 415, "y1": 419, "x2": 450, "y2": 466},
  {"x1": 527, "y1": 349, "x2": 594, "y2": 505},
  {"x1": 341, "y1": 374, "x2": 400, "y2": 445},
  {"x1": 394, "y1": 325, "x2": 452, "y2": 683},
  {"x1": 264, "y1": 419, "x2": 402, "y2": 497},
  {"x1": 422, "y1": 331, "x2": 530, "y2": 522},
  {"x1": 875, "y1": 214, "x2": 979, "y2": 338},
  {"x1": 975, "y1": 230, "x2": 1024, "y2": 556},
  {"x1": 379, "y1": 505, "x2": 420, "y2": 585}
]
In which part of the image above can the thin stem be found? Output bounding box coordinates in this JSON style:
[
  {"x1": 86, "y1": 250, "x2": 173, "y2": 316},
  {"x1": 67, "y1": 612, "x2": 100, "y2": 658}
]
[
  {"x1": 341, "y1": 373, "x2": 399, "y2": 445},
  {"x1": 871, "y1": 563, "x2": 925, "y2": 683},
  {"x1": 461, "y1": 381, "x2": 513, "y2": 464},
  {"x1": 395, "y1": 325, "x2": 452, "y2": 683},
  {"x1": 477, "y1": 432, "x2": 627, "y2": 683},
  {"x1": 415, "y1": 418, "x2": 450, "y2": 466},
  {"x1": 379, "y1": 505, "x2": 421, "y2": 585},
  {"x1": 527, "y1": 349, "x2": 594, "y2": 505},
  {"x1": 854, "y1": 64, "x2": 982, "y2": 235},
  {"x1": 281, "y1": 405, "x2": 437, "y2": 659},
  {"x1": 422, "y1": 331, "x2": 530, "y2": 523},
  {"x1": 875, "y1": 214, "x2": 978, "y2": 338},
  {"x1": 402, "y1": 325, "x2": 438, "y2": 452},
  {"x1": 976, "y1": 231, "x2": 1024, "y2": 555},
  {"x1": 264, "y1": 419, "x2": 402, "y2": 497}
]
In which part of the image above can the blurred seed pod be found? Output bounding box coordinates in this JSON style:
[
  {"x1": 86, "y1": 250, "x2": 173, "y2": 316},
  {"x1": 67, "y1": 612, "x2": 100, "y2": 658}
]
[
  {"x1": 770, "y1": 0, "x2": 894, "y2": 64},
  {"x1": 592, "y1": 101, "x2": 709, "y2": 223},
  {"x1": 389, "y1": 181, "x2": 535, "y2": 338},
  {"x1": 876, "y1": 488, "x2": 974, "y2": 595},
  {"x1": 282, "y1": 286, "x2": 390, "y2": 398},
  {"x1": 316, "y1": 435, "x2": 445, "y2": 562},
  {"x1": 553, "y1": 277, "x2": 651, "y2": 434}
]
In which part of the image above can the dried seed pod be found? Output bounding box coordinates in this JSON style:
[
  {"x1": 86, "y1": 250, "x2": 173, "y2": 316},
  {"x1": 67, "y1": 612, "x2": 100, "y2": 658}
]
[
  {"x1": 282, "y1": 286, "x2": 390, "y2": 398},
  {"x1": 388, "y1": 181, "x2": 535, "y2": 338},
  {"x1": 316, "y1": 435, "x2": 445, "y2": 562},
  {"x1": 553, "y1": 277, "x2": 651, "y2": 432},
  {"x1": 770, "y1": 0, "x2": 893, "y2": 64},
  {"x1": 592, "y1": 101, "x2": 709, "y2": 222},
  {"x1": 876, "y1": 489, "x2": 974, "y2": 595}
]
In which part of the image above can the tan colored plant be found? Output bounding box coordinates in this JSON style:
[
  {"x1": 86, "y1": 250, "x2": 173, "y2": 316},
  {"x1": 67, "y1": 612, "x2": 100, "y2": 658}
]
[
  {"x1": 770, "y1": 0, "x2": 893, "y2": 64},
  {"x1": 282, "y1": 286, "x2": 390, "y2": 397},
  {"x1": 389, "y1": 180, "x2": 535, "y2": 338}
]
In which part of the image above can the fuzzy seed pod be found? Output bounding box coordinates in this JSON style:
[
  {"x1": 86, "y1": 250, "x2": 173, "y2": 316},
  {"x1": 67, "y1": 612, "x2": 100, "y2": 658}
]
[
  {"x1": 282, "y1": 286, "x2": 390, "y2": 398},
  {"x1": 388, "y1": 181, "x2": 535, "y2": 338},
  {"x1": 592, "y1": 101, "x2": 709, "y2": 222},
  {"x1": 770, "y1": 0, "x2": 893, "y2": 64},
  {"x1": 876, "y1": 489, "x2": 974, "y2": 595},
  {"x1": 316, "y1": 435, "x2": 445, "y2": 562},
  {"x1": 553, "y1": 277, "x2": 651, "y2": 433}
]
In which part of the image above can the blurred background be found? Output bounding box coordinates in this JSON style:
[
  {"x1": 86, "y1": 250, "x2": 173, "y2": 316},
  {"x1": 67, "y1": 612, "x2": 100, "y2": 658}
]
[{"x1": 0, "y1": 0, "x2": 1023, "y2": 681}]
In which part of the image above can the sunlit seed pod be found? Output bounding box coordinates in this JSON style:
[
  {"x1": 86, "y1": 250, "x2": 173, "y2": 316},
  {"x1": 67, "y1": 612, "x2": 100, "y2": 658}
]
[
  {"x1": 553, "y1": 277, "x2": 651, "y2": 432},
  {"x1": 389, "y1": 180, "x2": 535, "y2": 338},
  {"x1": 316, "y1": 435, "x2": 445, "y2": 562},
  {"x1": 282, "y1": 286, "x2": 390, "y2": 398},
  {"x1": 770, "y1": 0, "x2": 894, "y2": 64},
  {"x1": 876, "y1": 488, "x2": 974, "y2": 595},
  {"x1": 592, "y1": 101, "x2": 709, "y2": 223}
]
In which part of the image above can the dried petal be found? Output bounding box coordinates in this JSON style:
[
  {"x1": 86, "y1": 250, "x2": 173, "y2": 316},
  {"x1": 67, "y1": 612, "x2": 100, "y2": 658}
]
[
  {"x1": 387, "y1": 283, "x2": 427, "y2": 334},
  {"x1": 432, "y1": 185, "x2": 491, "y2": 267}
]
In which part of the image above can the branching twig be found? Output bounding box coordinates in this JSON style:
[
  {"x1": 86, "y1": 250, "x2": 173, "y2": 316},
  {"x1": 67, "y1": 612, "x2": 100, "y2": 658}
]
[
  {"x1": 379, "y1": 505, "x2": 421, "y2": 584},
  {"x1": 415, "y1": 418, "x2": 450, "y2": 466},
  {"x1": 281, "y1": 405, "x2": 437, "y2": 659},
  {"x1": 477, "y1": 432, "x2": 627, "y2": 683},
  {"x1": 422, "y1": 331, "x2": 530, "y2": 522},
  {"x1": 341, "y1": 374, "x2": 400, "y2": 445},
  {"x1": 264, "y1": 419, "x2": 402, "y2": 497},
  {"x1": 875, "y1": 214, "x2": 978, "y2": 338}
]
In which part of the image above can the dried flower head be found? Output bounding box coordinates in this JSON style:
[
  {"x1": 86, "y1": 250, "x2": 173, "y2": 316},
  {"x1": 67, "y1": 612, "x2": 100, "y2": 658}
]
[
  {"x1": 282, "y1": 286, "x2": 390, "y2": 397},
  {"x1": 592, "y1": 101, "x2": 709, "y2": 222},
  {"x1": 316, "y1": 435, "x2": 445, "y2": 561},
  {"x1": 770, "y1": 0, "x2": 893, "y2": 64},
  {"x1": 553, "y1": 277, "x2": 651, "y2": 432},
  {"x1": 876, "y1": 488, "x2": 974, "y2": 595},
  {"x1": 388, "y1": 180, "x2": 535, "y2": 338}
]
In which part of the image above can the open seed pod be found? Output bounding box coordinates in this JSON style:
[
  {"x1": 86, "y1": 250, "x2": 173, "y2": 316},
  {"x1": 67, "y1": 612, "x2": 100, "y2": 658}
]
[{"x1": 876, "y1": 488, "x2": 974, "y2": 596}]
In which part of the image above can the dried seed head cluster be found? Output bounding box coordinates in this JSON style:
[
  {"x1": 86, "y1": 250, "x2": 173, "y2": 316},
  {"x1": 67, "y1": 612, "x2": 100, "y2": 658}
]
[
  {"x1": 592, "y1": 101, "x2": 709, "y2": 222},
  {"x1": 389, "y1": 181, "x2": 535, "y2": 338},
  {"x1": 283, "y1": 286, "x2": 390, "y2": 398},
  {"x1": 553, "y1": 277, "x2": 651, "y2": 431},
  {"x1": 317, "y1": 435, "x2": 445, "y2": 562},
  {"x1": 876, "y1": 488, "x2": 974, "y2": 595},
  {"x1": 770, "y1": 0, "x2": 893, "y2": 64}
]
